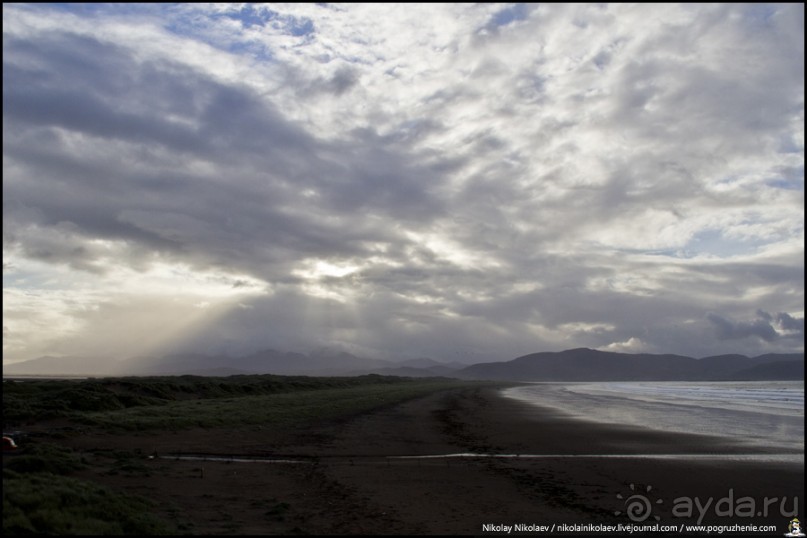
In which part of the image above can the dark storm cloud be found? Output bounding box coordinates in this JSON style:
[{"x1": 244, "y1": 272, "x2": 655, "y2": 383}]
[
  {"x1": 706, "y1": 311, "x2": 801, "y2": 343},
  {"x1": 3, "y1": 28, "x2": 454, "y2": 285},
  {"x1": 776, "y1": 312, "x2": 805, "y2": 333}
]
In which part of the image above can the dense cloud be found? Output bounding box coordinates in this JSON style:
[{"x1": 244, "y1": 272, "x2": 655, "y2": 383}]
[
  {"x1": 3, "y1": 4, "x2": 803, "y2": 365},
  {"x1": 705, "y1": 309, "x2": 804, "y2": 350}
]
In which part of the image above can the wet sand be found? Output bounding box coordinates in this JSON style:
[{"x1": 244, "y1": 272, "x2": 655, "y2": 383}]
[{"x1": 61, "y1": 386, "x2": 804, "y2": 535}]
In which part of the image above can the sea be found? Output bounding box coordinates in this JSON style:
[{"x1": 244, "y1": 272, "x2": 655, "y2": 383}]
[{"x1": 502, "y1": 381, "x2": 805, "y2": 455}]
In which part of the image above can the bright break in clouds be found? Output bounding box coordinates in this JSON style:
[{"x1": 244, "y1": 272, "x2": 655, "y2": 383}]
[{"x1": 2, "y1": 3, "x2": 804, "y2": 365}]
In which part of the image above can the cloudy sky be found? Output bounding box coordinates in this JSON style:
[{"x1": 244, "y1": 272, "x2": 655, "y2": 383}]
[{"x1": 3, "y1": 3, "x2": 804, "y2": 366}]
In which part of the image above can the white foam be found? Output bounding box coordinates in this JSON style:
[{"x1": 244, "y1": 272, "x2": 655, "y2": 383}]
[
  {"x1": 502, "y1": 381, "x2": 805, "y2": 452},
  {"x1": 388, "y1": 453, "x2": 804, "y2": 464},
  {"x1": 568, "y1": 381, "x2": 804, "y2": 415}
]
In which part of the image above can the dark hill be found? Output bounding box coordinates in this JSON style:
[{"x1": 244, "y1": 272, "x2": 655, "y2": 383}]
[
  {"x1": 728, "y1": 360, "x2": 804, "y2": 381},
  {"x1": 458, "y1": 348, "x2": 803, "y2": 381}
]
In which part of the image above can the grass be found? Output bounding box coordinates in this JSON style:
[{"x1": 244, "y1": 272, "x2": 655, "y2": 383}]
[
  {"x1": 3, "y1": 374, "x2": 481, "y2": 427},
  {"x1": 3, "y1": 443, "x2": 86, "y2": 475},
  {"x1": 2, "y1": 373, "x2": 494, "y2": 534},
  {"x1": 75, "y1": 378, "x2": 482, "y2": 431},
  {"x1": 2, "y1": 442, "x2": 177, "y2": 535},
  {"x1": 3, "y1": 470, "x2": 175, "y2": 535}
]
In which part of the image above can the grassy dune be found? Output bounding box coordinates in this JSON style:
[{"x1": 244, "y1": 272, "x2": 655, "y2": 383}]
[
  {"x1": 3, "y1": 470, "x2": 176, "y2": 535},
  {"x1": 77, "y1": 379, "x2": 477, "y2": 431},
  {"x1": 4, "y1": 374, "x2": 484, "y2": 431},
  {"x1": 2, "y1": 374, "x2": 489, "y2": 438},
  {"x1": 3, "y1": 374, "x2": 488, "y2": 535}
]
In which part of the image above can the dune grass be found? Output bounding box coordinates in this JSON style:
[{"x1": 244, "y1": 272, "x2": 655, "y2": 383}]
[
  {"x1": 75, "y1": 378, "x2": 479, "y2": 431},
  {"x1": 2, "y1": 374, "x2": 490, "y2": 534},
  {"x1": 3, "y1": 374, "x2": 482, "y2": 427},
  {"x1": 2, "y1": 444, "x2": 176, "y2": 535},
  {"x1": 4, "y1": 373, "x2": 485, "y2": 432},
  {"x1": 3, "y1": 469, "x2": 176, "y2": 535}
]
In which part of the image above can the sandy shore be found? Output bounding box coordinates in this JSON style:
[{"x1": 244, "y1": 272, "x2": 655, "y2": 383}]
[{"x1": 60, "y1": 386, "x2": 804, "y2": 535}]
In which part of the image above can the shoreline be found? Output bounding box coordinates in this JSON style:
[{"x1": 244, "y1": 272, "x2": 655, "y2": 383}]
[
  {"x1": 49, "y1": 385, "x2": 805, "y2": 534},
  {"x1": 325, "y1": 386, "x2": 804, "y2": 532}
]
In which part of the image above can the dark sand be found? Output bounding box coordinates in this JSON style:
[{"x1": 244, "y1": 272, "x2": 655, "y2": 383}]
[{"x1": 57, "y1": 386, "x2": 803, "y2": 535}]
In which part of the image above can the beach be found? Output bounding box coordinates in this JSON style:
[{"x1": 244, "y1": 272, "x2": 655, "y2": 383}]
[{"x1": 57, "y1": 385, "x2": 804, "y2": 535}]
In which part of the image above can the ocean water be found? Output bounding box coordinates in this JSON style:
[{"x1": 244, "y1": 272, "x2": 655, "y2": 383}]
[{"x1": 502, "y1": 381, "x2": 805, "y2": 453}]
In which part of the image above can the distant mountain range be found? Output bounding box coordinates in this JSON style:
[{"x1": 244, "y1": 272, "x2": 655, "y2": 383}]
[
  {"x1": 2, "y1": 348, "x2": 464, "y2": 379},
  {"x1": 455, "y1": 348, "x2": 804, "y2": 381},
  {"x1": 3, "y1": 347, "x2": 803, "y2": 381}
]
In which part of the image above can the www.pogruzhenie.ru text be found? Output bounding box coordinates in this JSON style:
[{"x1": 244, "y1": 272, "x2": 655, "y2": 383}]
[{"x1": 482, "y1": 522, "x2": 778, "y2": 533}]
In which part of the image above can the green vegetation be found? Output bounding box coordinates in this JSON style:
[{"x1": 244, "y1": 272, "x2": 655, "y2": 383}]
[
  {"x1": 3, "y1": 470, "x2": 175, "y2": 535},
  {"x1": 2, "y1": 441, "x2": 175, "y2": 534},
  {"x1": 3, "y1": 374, "x2": 472, "y2": 426},
  {"x1": 2, "y1": 373, "x2": 491, "y2": 534},
  {"x1": 4, "y1": 443, "x2": 86, "y2": 475},
  {"x1": 78, "y1": 378, "x2": 478, "y2": 431},
  {"x1": 4, "y1": 374, "x2": 483, "y2": 432}
]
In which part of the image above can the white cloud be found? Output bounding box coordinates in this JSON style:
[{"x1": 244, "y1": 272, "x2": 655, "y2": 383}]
[
  {"x1": 2, "y1": 3, "x2": 803, "y2": 364},
  {"x1": 600, "y1": 337, "x2": 652, "y2": 354}
]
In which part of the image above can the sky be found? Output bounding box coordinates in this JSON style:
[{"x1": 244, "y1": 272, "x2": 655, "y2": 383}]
[{"x1": 3, "y1": 3, "x2": 804, "y2": 366}]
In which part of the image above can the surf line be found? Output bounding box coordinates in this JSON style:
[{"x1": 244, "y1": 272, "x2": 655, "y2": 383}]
[
  {"x1": 388, "y1": 453, "x2": 803, "y2": 462},
  {"x1": 157, "y1": 453, "x2": 802, "y2": 464}
]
